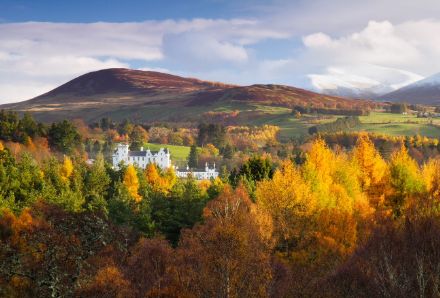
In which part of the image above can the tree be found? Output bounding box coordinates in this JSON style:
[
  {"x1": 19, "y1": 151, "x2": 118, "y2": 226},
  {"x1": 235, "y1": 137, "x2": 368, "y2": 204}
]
[
  {"x1": 123, "y1": 165, "x2": 141, "y2": 203},
  {"x1": 77, "y1": 266, "x2": 132, "y2": 297},
  {"x1": 118, "y1": 119, "x2": 134, "y2": 136},
  {"x1": 390, "y1": 103, "x2": 408, "y2": 114},
  {"x1": 328, "y1": 216, "x2": 440, "y2": 297},
  {"x1": 60, "y1": 155, "x2": 73, "y2": 182},
  {"x1": 130, "y1": 125, "x2": 148, "y2": 150},
  {"x1": 423, "y1": 159, "x2": 440, "y2": 203},
  {"x1": 303, "y1": 138, "x2": 335, "y2": 202},
  {"x1": 143, "y1": 163, "x2": 176, "y2": 196},
  {"x1": 0, "y1": 202, "x2": 130, "y2": 297},
  {"x1": 187, "y1": 144, "x2": 198, "y2": 168},
  {"x1": 174, "y1": 185, "x2": 274, "y2": 297},
  {"x1": 19, "y1": 112, "x2": 39, "y2": 140},
  {"x1": 256, "y1": 161, "x2": 316, "y2": 255},
  {"x1": 197, "y1": 123, "x2": 226, "y2": 147},
  {"x1": 47, "y1": 120, "x2": 81, "y2": 154},
  {"x1": 389, "y1": 144, "x2": 424, "y2": 215},
  {"x1": 222, "y1": 144, "x2": 234, "y2": 159},
  {"x1": 85, "y1": 153, "x2": 111, "y2": 213},
  {"x1": 237, "y1": 156, "x2": 273, "y2": 183},
  {"x1": 352, "y1": 134, "x2": 387, "y2": 191},
  {"x1": 125, "y1": 238, "x2": 174, "y2": 296}
]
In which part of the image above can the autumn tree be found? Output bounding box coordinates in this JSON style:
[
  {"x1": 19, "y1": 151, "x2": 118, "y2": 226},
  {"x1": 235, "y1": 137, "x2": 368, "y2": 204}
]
[
  {"x1": 256, "y1": 160, "x2": 316, "y2": 255},
  {"x1": 125, "y1": 238, "x2": 174, "y2": 296},
  {"x1": 60, "y1": 155, "x2": 73, "y2": 182},
  {"x1": 144, "y1": 163, "x2": 175, "y2": 195},
  {"x1": 302, "y1": 138, "x2": 335, "y2": 204},
  {"x1": 327, "y1": 215, "x2": 440, "y2": 298},
  {"x1": 352, "y1": 134, "x2": 387, "y2": 191},
  {"x1": 123, "y1": 164, "x2": 141, "y2": 203},
  {"x1": 130, "y1": 125, "x2": 149, "y2": 150},
  {"x1": 174, "y1": 185, "x2": 274, "y2": 297},
  {"x1": 0, "y1": 202, "x2": 130, "y2": 297},
  {"x1": 389, "y1": 144, "x2": 425, "y2": 215}
]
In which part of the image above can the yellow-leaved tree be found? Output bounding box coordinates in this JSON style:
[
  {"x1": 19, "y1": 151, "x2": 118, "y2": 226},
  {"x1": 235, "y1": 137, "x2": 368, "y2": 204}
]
[
  {"x1": 352, "y1": 134, "x2": 387, "y2": 191},
  {"x1": 422, "y1": 159, "x2": 440, "y2": 205},
  {"x1": 256, "y1": 161, "x2": 316, "y2": 255},
  {"x1": 123, "y1": 164, "x2": 141, "y2": 203},
  {"x1": 60, "y1": 156, "x2": 73, "y2": 182},
  {"x1": 302, "y1": 138, "x2": 335, "y2": 207},
  {"x1": 389, "y1": 144, "x2": 424, "y2": 215}
]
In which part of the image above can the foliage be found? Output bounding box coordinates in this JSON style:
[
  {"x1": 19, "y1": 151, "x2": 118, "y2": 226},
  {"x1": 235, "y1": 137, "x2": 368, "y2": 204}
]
[
  {"x1": 123, "y1": 165, "x2": 142, "y2": 203},
  {"x1": 129, "y1": 125, "x2": 149, "y2": 150},
  {"x1": 47, "y1": 120, "x2": 81, "y2": 154},
  {"x1": 4, "y1": 118, "x2": 440, "y2": 297},
  {"x1": 309, "y1": 116, "x2": 361, "y2": 134},
  {"x1": 187, "y1": 144, "x2": 199, "y2": 168}
]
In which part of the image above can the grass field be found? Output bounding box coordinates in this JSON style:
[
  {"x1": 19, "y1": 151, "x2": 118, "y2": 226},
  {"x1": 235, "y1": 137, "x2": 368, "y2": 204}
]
[
  {"x1": 242, "y1": 107, "x2": 440, "y2": 140},
  {"x1": 136, "y1": 105, "x2": 440, "y2": 143},
  {"x1": 143, "y1": 142, "x2": 190, "y2": 162},
  {"x1": 354, "y1": 123, "x2": 440, "y2": 138}
]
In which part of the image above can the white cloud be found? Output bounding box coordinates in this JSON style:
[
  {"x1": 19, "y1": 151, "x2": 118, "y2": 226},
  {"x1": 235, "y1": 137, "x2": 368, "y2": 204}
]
[
  {"x1": 300, "y1": 20, "x2": 440, "y2": 94},
  {"x1": 0, "y1": 19, "x2": 284, "y2": 103},
  {"x1": 163, "y1": 32, "x2": 248, "y2": 70},
  {"x1": 3, "y1": 1, "x2": 440, "y2": 103}
]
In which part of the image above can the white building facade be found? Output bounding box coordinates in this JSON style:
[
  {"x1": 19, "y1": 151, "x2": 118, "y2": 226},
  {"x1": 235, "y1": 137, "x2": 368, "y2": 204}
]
[
  {"x1": 175, "y1": 163, "x2": 219, "y2": 180},
  {"x1": 112, "y1": 144, "x2": 171, "y2": 170},
  {"x1": 112, "y1": 143, "x2": 218, "y2": 180}
]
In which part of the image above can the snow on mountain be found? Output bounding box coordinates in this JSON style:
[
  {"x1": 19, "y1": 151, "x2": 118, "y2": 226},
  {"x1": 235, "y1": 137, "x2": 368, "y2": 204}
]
[
  {"x1": 309, "y1": 65, "x2": 423, "y2": 99},
  {"x1": 381, "y1": 72, "x2": 440, "y2": 104}
]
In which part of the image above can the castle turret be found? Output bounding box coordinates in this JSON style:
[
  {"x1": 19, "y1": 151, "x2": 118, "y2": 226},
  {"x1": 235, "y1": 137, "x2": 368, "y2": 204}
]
[{"x1": 113, "y1": 143, "x2": 129, "y2": 169}]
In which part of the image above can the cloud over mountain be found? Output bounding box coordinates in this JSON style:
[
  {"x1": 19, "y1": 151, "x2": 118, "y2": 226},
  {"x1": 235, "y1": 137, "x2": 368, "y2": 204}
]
[{"x1": 2, "y1": 1, "x2": 440, "y2": 102}]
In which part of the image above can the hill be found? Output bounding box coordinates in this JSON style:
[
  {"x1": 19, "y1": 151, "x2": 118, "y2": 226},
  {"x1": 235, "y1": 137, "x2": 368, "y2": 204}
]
[
  {"x1": 380, "y1": 73, "x2": 440, "y2": 104},
  {"x1": 1, "y1": 68, "x2": 377, "y2": 123}
]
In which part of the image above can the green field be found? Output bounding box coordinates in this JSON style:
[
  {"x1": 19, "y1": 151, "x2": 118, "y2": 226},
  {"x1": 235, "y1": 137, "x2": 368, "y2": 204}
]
[
  {"x1": 242, "y1": 108, "x2": 440, "y2": 140},
  {"x1": 138, "y1": 105, "x2": 440, "y2": 143},
  {"x1": 143, "y1": 142, "x2": 190, "y2": 162}
]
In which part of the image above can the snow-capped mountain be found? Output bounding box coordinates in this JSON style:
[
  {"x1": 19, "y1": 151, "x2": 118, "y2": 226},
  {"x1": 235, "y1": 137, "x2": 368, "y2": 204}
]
[
  {"x1": 380, "y1": 73, "x2": 440, "y2": 104},
  {"x1": 319, "y1": 85, "x2": 393, "y2": 100},
  {"x1": 308, "y1": 66, "x2": 423, "y2": 100}
]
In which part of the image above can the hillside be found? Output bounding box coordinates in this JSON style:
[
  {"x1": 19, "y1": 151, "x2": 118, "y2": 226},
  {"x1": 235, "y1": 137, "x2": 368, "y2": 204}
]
[
  {"x1": 380, "y1": 73, "x2": 440, "y2": 104},
  {"x1": 2, "y1": 68, "x2": 378, "y2": 123}
]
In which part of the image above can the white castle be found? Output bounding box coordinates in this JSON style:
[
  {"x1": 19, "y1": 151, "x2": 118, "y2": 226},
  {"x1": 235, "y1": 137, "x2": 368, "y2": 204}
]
[{"x1": 112, "y1": 143, "x2": 218, "y2": 180}]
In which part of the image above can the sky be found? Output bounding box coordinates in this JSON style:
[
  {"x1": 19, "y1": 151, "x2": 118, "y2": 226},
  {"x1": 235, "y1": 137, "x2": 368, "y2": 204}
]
[{"x1": 2, "y1": 0, "x2": 440, "y2": 103}]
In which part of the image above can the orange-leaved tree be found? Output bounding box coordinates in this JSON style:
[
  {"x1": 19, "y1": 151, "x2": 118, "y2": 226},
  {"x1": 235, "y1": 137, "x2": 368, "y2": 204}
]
[
  {"x1": 123, "y1": 164, "x2": 141, "y2": 203},
  {"x1": 174, "y1": 185, "x2": 274, "y2": 298}
]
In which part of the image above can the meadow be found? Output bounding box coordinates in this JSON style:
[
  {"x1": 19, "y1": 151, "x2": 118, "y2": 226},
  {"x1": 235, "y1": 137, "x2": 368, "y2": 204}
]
[
  {"x1": 143, "y1": 142, "x2": 191, "y2": 162},
  {"x1": 238, "y1": 107, "x2": 440, "y2": 140}
]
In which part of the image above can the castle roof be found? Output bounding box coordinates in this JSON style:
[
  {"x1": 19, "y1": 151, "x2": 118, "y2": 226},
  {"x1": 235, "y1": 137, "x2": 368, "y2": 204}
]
[{"x1": 128, "y1": 150, "x2": 159, "y2": 157}]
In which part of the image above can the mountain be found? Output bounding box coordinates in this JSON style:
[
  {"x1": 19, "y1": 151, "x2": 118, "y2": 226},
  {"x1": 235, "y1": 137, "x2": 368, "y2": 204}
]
[
  {"x1": 380, "y1": 73, "x2": 440, "y2": 104},
  {"x1": 1, "y1": 68, "x2": 377, "y2": 123},
  {"x1": 320, "y1": 85, "x2": 392, "y2": 100}
]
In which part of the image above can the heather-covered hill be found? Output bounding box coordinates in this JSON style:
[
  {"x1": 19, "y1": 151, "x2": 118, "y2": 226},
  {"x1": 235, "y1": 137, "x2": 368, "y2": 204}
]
[{"x1": 2, "y1": 68, "x2": 378, "y2": 123}]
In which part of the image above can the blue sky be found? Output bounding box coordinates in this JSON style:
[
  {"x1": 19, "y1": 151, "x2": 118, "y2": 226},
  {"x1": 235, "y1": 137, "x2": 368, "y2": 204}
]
[
  {"x1": 0, "y1": 0, "x2": 258, "y2": 22},
  {"x1": 1, "y1": 0, "x2": 440, "y2": 102}
]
